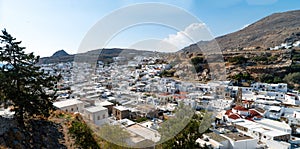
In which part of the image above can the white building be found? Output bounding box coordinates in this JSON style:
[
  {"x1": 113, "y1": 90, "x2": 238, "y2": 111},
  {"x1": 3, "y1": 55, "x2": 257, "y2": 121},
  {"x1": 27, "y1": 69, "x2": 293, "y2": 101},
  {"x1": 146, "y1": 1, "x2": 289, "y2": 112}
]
[
  {"x1": 293, "y1": 41, "x2": 300, "y2": 47},
  {"x1": 294, "y1": 110, "x2": 300, "y2": 119},
  {"x1": 53, "y1": 99, "x2": 84, "y2": 113},
  {"x1": 255, "y1": 118, "x2": 292, "y2": 134},
  {"x1": 265, "y1": 106, "x2": 284, "y2": 120},
  {"x1": 284, "y1": 93, "x2": 300, "y2": 105},
  {"x1": 233, "y1": 119, "x2": 290, "y2": 143},
  {"x1": 200, "y1": 132, "x2": 258, "y2": 149},
  {"x1": 84, "y1": 106, "x2": 109, "y2": 126},
  {"x1": 251, "y1": 83, "x2": 287, "y2": 93}
]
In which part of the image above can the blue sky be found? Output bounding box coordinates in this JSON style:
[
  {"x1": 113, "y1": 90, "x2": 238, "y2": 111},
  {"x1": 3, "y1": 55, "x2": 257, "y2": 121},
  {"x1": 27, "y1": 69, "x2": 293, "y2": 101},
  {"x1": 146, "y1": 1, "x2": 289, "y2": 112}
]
[{"x1": 1, "y1": 0, "x2": 299, "y2": 57}]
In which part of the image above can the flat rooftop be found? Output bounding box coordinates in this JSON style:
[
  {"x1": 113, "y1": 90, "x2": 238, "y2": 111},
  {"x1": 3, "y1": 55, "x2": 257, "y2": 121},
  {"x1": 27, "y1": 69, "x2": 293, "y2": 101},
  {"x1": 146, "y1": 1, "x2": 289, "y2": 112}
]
[
  {"x1": 96, "y1": 100, "x2": 114, "y2": 106},
  {"x1": 114, "y1": 106, "x2": 128, "y2": 111},
  {"x1": 53, "y1": 99, "x2": 83, "y2": 108},
  {"x1": 223, "y1": 132, "x2": 253, "y2": 141},
  {"x1": 263, "y1": 129, "x2": 290, "y2": 137},
  {"x1": 255, "y1": 118, "x2": 291, "y2": 130},
  {"x1": 85, "y1": 106, "x2": 107, "y2": 113},
  {"x1": 126, "y1": 124, "x2": 160, "y2": 142},
  {"x1": 205, "y1": 132, "x2": 228, "y2": 142},
  {"x1": 234, "y1": 119, "x2": 261, "y2": 129}
]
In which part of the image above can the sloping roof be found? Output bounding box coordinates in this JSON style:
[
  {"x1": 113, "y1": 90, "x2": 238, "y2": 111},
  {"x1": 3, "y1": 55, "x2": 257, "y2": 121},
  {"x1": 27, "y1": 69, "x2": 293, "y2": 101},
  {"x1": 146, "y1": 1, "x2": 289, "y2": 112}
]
[
  {"x1": 233, "y1": 105, "x2": 248, "y2": 111},
  {"x1": 228, "y1": 113, "x2": 241, "y2": 120},
  {"x1": 225, "y1": 110, "x2": 232, "y2": 115},
  {"x1": 249, "y1": 109, "x2": 261, "y2": 116}
]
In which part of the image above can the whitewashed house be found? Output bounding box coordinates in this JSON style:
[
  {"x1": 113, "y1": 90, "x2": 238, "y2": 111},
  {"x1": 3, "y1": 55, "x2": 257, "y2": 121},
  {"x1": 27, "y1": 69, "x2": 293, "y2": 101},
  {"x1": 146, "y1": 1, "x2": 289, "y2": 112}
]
[
  {"x1": 200, "y1": 131, "x2": 258, "y2": 149},
  {"x1": 53, "y1": 99, "x2": 84, "y2": 113},
  {"x1": 284, "y1": 93, "x2": 300, "y2": 105},
  {"x1": 84, "y1": 106, "x2": 109, "y2": 126},
  {"x1": 234, "y1": 119, "x2": 290, "y2": 143},
  {"x1": 265, "y1": 106, "x2": 284, "y2": 120},
  {"x1": 251, "y1": 83, "x2": 287, "y2": 93},
  {"x1": 294, "y1": 110, "x2": 300, "y2": 119},
  {"x1": 255, "y1": 118, "x2": 292, "y2": 134}
]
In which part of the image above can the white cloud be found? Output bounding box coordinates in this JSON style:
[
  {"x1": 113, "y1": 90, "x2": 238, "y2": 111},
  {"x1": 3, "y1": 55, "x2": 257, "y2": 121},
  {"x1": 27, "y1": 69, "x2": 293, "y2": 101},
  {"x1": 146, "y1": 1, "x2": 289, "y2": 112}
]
[{"x1": 162, "y1": 23, "x2": 213, "y2": 50}]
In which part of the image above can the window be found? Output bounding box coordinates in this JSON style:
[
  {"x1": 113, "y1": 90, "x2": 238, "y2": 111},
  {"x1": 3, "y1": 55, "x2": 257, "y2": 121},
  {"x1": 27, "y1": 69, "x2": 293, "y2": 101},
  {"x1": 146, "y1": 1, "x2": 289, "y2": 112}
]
[
  {"x1": 98, "y1": 116, "x2": 100, "y2": 120},
  {"x1": 103, "y1": 114, "x2": 105, "y2": 119},
  {"x1": 71, "y1": 108, "x2": 73, "y2": 111},
  {"x1": 66, "y1": 109, "x2": 68, "y2": 112}
]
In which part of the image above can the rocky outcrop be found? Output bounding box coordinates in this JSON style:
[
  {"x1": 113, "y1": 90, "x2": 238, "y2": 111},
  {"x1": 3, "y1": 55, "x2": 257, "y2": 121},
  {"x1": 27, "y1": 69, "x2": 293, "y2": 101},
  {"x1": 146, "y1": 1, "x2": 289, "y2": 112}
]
[{"x1": 0, "y1": 117, "x2": 70, "y2": 149}]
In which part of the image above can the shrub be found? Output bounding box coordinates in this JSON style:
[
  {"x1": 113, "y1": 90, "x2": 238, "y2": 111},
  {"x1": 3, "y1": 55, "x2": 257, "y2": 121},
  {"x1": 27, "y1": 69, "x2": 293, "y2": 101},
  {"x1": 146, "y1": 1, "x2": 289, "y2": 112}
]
[
  {"x1": 160, "y1": 70, "x2": 176, "y2": 77},
  {"x1": 283, "y1": 72, "x2": 300, "y2": 84},
  {"x1": 68, "y1": 115, "x2": 100, "y2": 148},
  {"x1": 252, "y1": 56, "x2": 268, "y2": 62},
  {"x1": 191, "y1": 57, "x2": 204, "y2": 65},
  {"x1": 232, "y1": 72, "x2": 252, "y2": 81},
  {"x1": 259, "y1": 74, "x2": 274, "y2": 83},
  {"x1": 228, "y1": 56, "x2": 247, "y2": 64},
  {"x1": 290, "y1": 64, "x2": 300, "y2": 72}
]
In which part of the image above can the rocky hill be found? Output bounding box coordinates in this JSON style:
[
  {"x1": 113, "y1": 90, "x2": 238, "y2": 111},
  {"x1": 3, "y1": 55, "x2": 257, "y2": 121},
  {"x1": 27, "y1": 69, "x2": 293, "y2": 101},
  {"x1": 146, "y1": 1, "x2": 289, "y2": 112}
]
[
  {"x1": 39, "y1": 50, "x2": 74, "y2": 64},
  {"x1": 38, "y1": 48, "x2": 155, "y2": 64},
  {"x1": 182, "y1": 10, "x2": 300, "y2": 53},
  {"x1": 0, "y1": 111, "x2": 104, "y2": 148},
  {"x1": 217, "y1": 10, "x2": 300, "y2": 51},
  {"x1": 171, "y1": 10, "x2": 300, "y2": 87},
  {"x1": 51, "y1": 50, "x2": 70, "y2": 57}
]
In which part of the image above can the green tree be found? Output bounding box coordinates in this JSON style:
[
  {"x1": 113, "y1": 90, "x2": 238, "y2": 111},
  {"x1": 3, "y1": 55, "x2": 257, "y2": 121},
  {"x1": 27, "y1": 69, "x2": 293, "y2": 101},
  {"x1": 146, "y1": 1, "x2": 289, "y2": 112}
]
[
  {"x1": 191, "y1": 57, "x2": 204, "y2": 65},
  {"x1": 157, "y1": 105, "x2": 211, "y2": 149},
  {"x1": 259, "y1": 74, "x2": 274, "y2": 83},
  {"x1": 283, "y1": 72, "x2": 300, "y2": 89},
  {"x1": 0, "y1": 29, "x2": 58, "y2": 126},
  {"x1": 232, "y1": 72, "x2": 252, "y2": 82},
  {"x1": 273, "y1": 76, "x2": 282, "y2": 83},
  {"x1": 68, "y1": 114, "x2": 100, "y2": 149}
]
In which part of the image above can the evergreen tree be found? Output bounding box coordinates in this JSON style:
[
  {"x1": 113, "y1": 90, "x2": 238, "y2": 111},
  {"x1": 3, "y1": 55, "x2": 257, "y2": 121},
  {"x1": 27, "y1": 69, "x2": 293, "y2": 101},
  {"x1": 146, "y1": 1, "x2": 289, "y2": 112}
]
[{"x1": 0, "y1": 29, "x2": 58, "y2": 126}]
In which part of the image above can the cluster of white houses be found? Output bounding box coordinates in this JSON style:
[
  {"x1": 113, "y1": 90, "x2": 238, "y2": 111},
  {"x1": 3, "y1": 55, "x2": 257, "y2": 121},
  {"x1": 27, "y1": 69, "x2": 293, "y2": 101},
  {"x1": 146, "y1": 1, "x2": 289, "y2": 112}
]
[{"x1": 35, "y1": 53, "x2": 300, "y2": 148}]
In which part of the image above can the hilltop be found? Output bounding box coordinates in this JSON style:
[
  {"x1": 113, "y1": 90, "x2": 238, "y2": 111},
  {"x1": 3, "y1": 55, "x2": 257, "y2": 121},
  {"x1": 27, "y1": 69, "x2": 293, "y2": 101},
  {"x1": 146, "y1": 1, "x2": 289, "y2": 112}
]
[
  {"x1": 171, "y1": 10, "x2": 300, "y2": 87},
  {"x1": 182, "y1": 10, "x2": 300, "y2": 53},
  {"x1": 38, "y1": 48, "x2": 155, "y2": 64},
  {"x1": 217, "y1": 10, "x2": 300, "y2": 50},
  {"x1": 51, "y1": 50, "x2": 70, "y2": 57}
]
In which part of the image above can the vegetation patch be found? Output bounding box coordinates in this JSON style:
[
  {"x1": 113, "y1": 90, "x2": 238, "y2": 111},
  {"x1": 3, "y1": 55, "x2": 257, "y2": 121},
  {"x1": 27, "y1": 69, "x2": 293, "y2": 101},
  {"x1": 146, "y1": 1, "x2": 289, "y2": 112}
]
[{"x1": 227, "y1": 56, "x2": 247, "y2": 64}]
